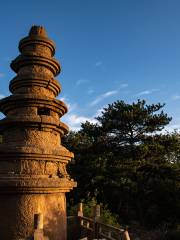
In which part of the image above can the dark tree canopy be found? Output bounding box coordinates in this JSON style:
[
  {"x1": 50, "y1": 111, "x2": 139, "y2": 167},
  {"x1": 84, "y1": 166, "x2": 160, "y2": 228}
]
[
  {"x1": 63, "y1": 99, "x2": 179, "y2": 229},
  {"x1": 97, "y1": 100, "x2": 171, "y2": 141}
]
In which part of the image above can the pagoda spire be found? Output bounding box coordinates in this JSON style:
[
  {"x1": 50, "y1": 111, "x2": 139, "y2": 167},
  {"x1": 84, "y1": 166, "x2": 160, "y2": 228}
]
[{"x1": 0, "y1": 26, "x2": 76, "y2": 240}]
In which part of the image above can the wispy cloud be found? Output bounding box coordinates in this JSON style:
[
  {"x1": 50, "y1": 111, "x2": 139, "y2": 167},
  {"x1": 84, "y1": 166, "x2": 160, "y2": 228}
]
[
  {"x1": 93, "y1": 106, "x2": 107, "y2": 118},
  {"x1": 137, "y1": 90, "x2": 152, "y2": 96},
  {"x1": 58, "y1": 96, "x2": 77, "y2": 113},
  {"x1": 87, "y1": 88, "x2": 94, "y2": 95},
  {"x1": 136, "y1": 89, "x2": 159, "y2": 96},
  {"x1": 76, "y1": 79, "x2": 89, "y2": 86},
  {"x1": 95, "y1": 61, "x2": 102, "y2": 67},
  {"x1": 172, "y1": 94, "x2": 180, "y2": 100},
  {"x1": 59, "y1": 95, "x2": 108, "y2": 130},
  {"x1": 120, "y1": 83, "x2": 128, "y2": 88},
  {"x1": 57, "y1": 95, "x2": 99, "y2": 131},
  {"x1": 90, "y1": 90, "x2": 118, "y2": 106},
  {"x1": 163, "y1": 117, "x2": 180, "y2": 132},
  {"x1": 164, "y1": 124, "x2": 180, "y2": 133},
  {"x1": 0, "y1": 94, "x2": 5, "y2": 99},
  {"x1": 62, "y1": 114, "x2": 98, "y2": 131}
]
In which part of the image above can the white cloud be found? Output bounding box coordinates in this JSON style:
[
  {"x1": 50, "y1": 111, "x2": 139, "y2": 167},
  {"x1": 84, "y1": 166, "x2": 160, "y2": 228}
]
[
  {"x1": 58, "y1": 95, "x2": 99, "y2": 131},
  {"x1": 120, "y1": 83, "x2": 128, "y2": 88},
  {"x1": 164, "y1": 124, "x2": 180, "y2": 133},
  {"x1": 59, "y1": 96, "x2": 67, "y2": 102},
  {"x1": 87, "y1": 88, "x2": 94, "y2": 95},
  {"x1": 104, "y1": 90, "x2": 117, "y2": 97},
  {"x1": 95, "y1": 61, "x2": 102, "y2": 67},
  {"x1": 62, "y1": 114, "x2": 98, "y2": 131},
  {"x1": 137, "y1": 90, "x2": 151, "y2": 96},
  {"x1": 93, "y1": 106, "x2": 106, "y2": 118},
  {"x1": 62, "y1": 105, "x2": 107, "y2": 131},
  {"x1": 68, "y1": 103, "x2": 78, "y2": 113},
  {"x1": 136, "y1": 89, "x2": 159, "y2": 96},
  {"x1": 58, "y1": 96, "x2": 77, "y2": 113},
  {"x1": 0, "y1": 94, "x2": 5, "y2": 99},
  {"x1": 58, "y1": 94, "x2": 110, "y2": 131},
  {"x1": 172, "y1": 94, "x2": 180, "y2": 100},
  {"x1": 90, "y1": 90, "x2": 118, "y2": 106},
  {"x1": 76, "y1": 79, "x2": 89, "y2": 86}
]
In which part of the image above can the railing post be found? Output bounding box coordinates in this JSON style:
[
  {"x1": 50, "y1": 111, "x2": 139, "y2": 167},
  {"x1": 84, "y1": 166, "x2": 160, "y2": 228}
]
[
  {"x1": 124, "y1": 229, "x2": 130, "y2": 240},
  {"x1": 94, "y1": 204, "x2": 101, "y2": 221},
  {"x1": 33, "y1": 213, "x2": 44, "y2": 240},
  {"x1": 77, "y1": 203, "x2": 84, "y2": 239},
  {"x1": 94, "y1": 204, "x2": 101, "y2": 239},
  {"x1": 34, "y1": 213, "x2": 43, "y2": 230},
  {"x1": 78, "y1": 202, "x2": 83, "y2": 217}
]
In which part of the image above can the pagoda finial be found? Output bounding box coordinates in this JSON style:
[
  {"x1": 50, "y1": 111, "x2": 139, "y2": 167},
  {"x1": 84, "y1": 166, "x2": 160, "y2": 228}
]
[
  {"x1": 0, "y1": 26, "x2": 76, "y2": 239},
  {"x1": 29, "y1": 25, "x2": 47, "y2": 37}
]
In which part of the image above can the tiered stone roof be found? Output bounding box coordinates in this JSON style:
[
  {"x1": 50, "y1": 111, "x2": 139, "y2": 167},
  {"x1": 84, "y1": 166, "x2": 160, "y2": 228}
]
[{"x1": 0, "y1": 26, "x2": 76, "y2": 240}]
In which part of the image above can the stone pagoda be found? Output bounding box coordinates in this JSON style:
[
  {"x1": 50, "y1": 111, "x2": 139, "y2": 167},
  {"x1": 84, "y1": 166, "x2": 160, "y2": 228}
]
[{"x1": 0, "y1": 26, "x2": 76, "y2": 240}]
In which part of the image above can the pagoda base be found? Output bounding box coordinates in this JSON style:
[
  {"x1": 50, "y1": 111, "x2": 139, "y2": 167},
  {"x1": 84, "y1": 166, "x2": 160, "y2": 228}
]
[{"x1": 0, "y1": 193, "x2": 67, "y2": 240}]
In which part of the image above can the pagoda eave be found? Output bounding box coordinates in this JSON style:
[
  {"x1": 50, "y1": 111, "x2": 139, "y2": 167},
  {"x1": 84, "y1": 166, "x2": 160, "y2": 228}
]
[
  {"x1": 11, "y1": 55, "x2": 61, "y2": 76},
  {"x1": 0, "y1": 176, "x2": 77, "y2": 194},
  {"x1": 9, "y1": 75, "x2": 61, "y2": 96}
]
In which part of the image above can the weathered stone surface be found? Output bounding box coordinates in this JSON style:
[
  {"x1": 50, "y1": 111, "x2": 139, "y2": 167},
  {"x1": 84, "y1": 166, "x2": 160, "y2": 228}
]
[
  {"x1": 0, "y1": 193, "x2": 66, "y2": 239},
  {"x1": 0, "y1": 26, "x2": 76, "y2": 239}
]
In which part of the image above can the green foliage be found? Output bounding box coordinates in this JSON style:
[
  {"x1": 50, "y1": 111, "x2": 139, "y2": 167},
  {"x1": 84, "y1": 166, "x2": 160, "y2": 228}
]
[
  {"x1": 100, "y1": 204, "x2": 120, "y2": 226},
  {"x1": 63, "y1": 99, "x2": 179, "y2": 229},
  {"x1": 97, "y1": 100, "x2": 171, "y2": 138},
  {"x1": 68, "y1": 198, "x2": 119, "y2": 227}
]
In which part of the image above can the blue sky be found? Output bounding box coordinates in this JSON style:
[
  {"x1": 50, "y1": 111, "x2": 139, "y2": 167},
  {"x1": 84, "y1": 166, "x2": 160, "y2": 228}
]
[{"x1": 1, "y1": 0, "x2": 180, "y2": 130}]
